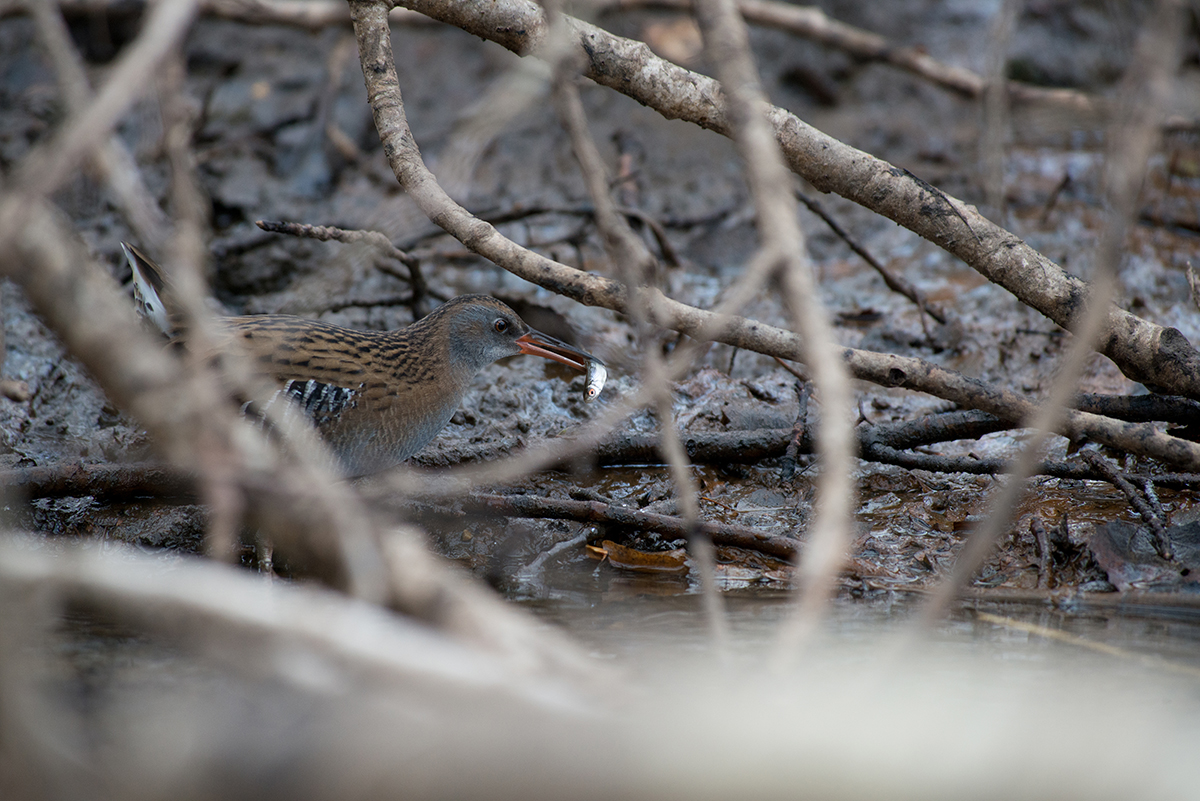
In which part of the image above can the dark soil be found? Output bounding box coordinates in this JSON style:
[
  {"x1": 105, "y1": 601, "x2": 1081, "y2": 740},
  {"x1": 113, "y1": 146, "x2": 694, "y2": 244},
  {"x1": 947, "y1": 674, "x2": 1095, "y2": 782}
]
[{"x1": 3, "y1": 0, "x2": 1199, "y2": 597}]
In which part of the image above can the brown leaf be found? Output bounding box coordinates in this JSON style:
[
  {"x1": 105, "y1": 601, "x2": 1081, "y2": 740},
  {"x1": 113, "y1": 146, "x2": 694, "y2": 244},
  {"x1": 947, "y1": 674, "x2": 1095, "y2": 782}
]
[
  {"x1": 589, "y1": 540, "x2": 689, "y2": 574},
  {"x1": 641, "y1": 19, "x2": 703, "y2": 67}
]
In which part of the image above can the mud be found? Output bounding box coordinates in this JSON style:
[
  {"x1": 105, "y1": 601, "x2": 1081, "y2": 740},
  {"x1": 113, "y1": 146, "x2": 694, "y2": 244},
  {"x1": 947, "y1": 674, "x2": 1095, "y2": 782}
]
[{"x1": 2, "y1": 0, "x2": 1199, "y2": 598}]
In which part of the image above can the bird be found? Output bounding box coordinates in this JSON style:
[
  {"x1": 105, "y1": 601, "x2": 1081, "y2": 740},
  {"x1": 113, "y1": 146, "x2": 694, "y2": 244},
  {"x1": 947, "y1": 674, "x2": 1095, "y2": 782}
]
[{"x1": 122, "y1": 243, "x2": 605, "y2": 477}]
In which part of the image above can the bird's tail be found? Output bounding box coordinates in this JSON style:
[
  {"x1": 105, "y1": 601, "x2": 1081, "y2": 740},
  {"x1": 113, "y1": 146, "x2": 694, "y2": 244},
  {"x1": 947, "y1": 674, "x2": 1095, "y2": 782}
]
[{"x1": 121, "y1": 242, "x2": 173, "y2": 337}]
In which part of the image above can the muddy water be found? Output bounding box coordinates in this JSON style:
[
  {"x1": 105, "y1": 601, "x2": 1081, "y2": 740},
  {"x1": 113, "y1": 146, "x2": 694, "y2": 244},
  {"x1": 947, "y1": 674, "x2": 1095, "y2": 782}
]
[
  {"x1": 500, "y1": 461, "x2": 1200, "y2": 676},
  {"x1": 515, "y1": 545, "x2": 1200, "y2": 666}
]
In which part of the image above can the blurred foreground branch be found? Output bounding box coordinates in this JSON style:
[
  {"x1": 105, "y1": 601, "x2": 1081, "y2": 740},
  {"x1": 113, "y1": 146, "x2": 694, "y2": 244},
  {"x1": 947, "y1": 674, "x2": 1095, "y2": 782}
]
[
  {"x1": 0, "y1": 536, "x2": 588, "y2": 699},
  {"x1": 0, "y1": 0, "x2": 602, "y2": 672}
]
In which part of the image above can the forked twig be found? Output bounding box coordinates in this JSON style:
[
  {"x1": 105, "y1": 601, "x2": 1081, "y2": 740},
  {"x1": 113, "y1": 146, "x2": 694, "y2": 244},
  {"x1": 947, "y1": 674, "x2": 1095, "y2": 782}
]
[
  {"x1": 256, "y1": 219, "x2": 431, "y2": 311},
  {"x1": 1081, "y1": 450, "x2": 1173, "y2": 562}
]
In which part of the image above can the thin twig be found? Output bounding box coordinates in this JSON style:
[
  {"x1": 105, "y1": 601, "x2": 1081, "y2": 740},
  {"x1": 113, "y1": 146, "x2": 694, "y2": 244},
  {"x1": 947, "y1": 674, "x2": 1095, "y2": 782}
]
[
  {"x1": 795, "y1": 190, "x2": 947, "y2": 326},
  {"x1": 1039, "y1": 173, "x2": 1072, "y2": 226},
  {"x1": 1081, "y1": 449, "x2": 1173, "y2": 561},
  {"x1": 256, "y1": 219, "x2": 418, "y2": 268},
  {"x1": 1140, "y1": 476, "x2": 1166, "y2": 523},
  {"x1": 1029, "y1": 516, "x2": 1053, "y2": 589}
]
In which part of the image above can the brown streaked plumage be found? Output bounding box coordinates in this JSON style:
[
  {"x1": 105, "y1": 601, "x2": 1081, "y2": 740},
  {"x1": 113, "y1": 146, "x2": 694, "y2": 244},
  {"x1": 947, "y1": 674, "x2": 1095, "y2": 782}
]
[{"x1": 122, "y1": 243, "x2": 603, "y2": 476}]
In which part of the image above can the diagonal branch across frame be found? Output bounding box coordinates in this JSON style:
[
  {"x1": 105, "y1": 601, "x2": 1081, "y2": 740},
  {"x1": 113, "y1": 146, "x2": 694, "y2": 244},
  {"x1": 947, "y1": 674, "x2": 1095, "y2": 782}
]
[
  {"x1": 381, "y1": 0, "x2": 1200, "y2": 400},
  {"x1": 346, "y1": 0, "x2": 1200, "y2": 472}
]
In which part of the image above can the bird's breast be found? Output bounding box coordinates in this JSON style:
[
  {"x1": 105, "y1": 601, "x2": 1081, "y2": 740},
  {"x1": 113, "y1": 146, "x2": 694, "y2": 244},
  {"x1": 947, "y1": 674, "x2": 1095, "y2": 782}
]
[{"x1": 319, "y1": 380, "x2": 468, "y2": 474}]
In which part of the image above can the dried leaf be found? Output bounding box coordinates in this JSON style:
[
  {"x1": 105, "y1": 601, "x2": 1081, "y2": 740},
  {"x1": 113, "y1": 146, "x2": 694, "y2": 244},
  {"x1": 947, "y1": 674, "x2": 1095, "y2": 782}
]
[
  {"x1": 641, "y1": 19, "x2": 703, "y2": 66},
  {"x1": 590, "y1": 540, "x2": 689, "y2": 574}
]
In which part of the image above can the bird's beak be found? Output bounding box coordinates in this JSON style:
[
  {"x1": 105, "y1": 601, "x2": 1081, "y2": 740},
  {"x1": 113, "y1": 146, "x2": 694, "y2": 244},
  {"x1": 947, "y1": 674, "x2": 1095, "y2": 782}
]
[{"x1": 515, "y1": 330, "x2": 599, "y2": 371}]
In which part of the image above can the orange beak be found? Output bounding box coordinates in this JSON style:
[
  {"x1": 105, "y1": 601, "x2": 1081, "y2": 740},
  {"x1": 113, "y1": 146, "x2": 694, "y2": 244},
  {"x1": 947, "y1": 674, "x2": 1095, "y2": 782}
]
[{"x1": 515, "y1": 330, "x2": 598, "y2": 371}]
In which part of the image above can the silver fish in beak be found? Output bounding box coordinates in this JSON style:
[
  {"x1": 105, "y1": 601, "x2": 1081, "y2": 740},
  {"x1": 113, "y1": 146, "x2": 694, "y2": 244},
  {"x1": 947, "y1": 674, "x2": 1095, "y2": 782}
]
[
  {"x1": 514, "y1": 329, "x2": 606, "y2": 401},
  {"x1": 584, "y1": 359, "x2": 607, "y2": 402}
]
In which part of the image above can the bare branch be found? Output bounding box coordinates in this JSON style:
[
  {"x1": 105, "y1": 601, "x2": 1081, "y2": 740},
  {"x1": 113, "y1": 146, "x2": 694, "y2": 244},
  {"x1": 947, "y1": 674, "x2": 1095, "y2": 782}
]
[
  {"x1": 256, "y1": 219, "x2": 418, "y2": 268},
  {"x1": 386, "y1": 0, "x2": 1200, "y2": 399},
  {"x1": 605, "y1": 0, "x2": 1102, "y2": 113}
]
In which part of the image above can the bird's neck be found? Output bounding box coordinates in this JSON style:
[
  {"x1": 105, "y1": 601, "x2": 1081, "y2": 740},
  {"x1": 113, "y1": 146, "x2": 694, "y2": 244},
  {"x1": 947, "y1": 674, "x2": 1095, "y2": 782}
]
[{"x1": 383, "y1": 323, "x2": 476, "y2": 390}]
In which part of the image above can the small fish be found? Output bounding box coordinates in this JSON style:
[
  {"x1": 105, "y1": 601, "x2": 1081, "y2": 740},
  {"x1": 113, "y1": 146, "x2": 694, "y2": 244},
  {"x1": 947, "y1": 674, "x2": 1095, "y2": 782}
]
[
  {"x1": 585, "y1": 359, "x2": 607, "y2": 402},
  {"x1": 122, "y1": 242, "x2": 172, "y2": 336}
]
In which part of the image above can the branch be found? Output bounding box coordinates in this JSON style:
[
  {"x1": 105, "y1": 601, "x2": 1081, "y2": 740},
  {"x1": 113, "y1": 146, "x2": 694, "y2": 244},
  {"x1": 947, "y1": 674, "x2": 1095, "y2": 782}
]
[
  {"x1": 1, "y1": 0, "x2": 427, "y2": 28},
  {"x1": 348, "y1": 0, "x2": 1200, "y2": 473},
  {"x1": 603, "y1": 0, "x2": 1101, "y2": 114},
  {"x1": 385, "y1": 0, "x2": 1200, "y2": 399},
  {"x1": 417, "y1": 493, "x2": 800, "y2": 559}
]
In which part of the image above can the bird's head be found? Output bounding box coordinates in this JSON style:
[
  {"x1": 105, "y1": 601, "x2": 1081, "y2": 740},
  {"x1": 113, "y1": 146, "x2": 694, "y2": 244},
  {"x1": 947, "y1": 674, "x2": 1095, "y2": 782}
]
[{"x1": 438, "y1": 295, "x2": 596, "y2": 375}]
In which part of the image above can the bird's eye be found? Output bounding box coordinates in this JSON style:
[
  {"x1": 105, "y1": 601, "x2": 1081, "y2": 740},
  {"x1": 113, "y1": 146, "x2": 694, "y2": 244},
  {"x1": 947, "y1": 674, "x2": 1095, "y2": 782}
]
[{"x1": 493, "y1": 318, "x2": 509, "y2": 333}]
